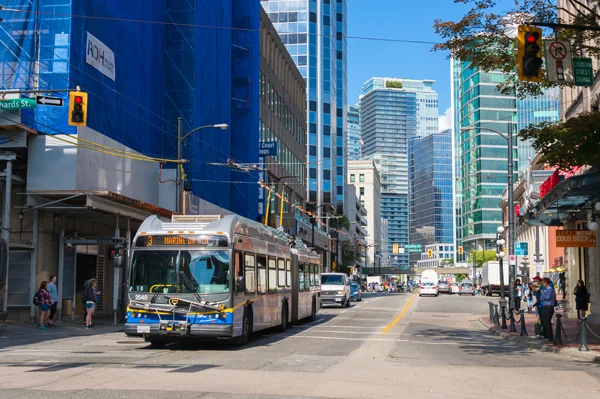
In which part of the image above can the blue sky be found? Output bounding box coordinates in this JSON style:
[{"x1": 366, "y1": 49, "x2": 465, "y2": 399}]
[{"x1": 347, "y1": 0, "x2": 469, "y2": 129}]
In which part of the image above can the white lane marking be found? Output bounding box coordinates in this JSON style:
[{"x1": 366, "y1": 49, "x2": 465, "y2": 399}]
[
  {"x1": 292, "y1": 325, "x2": 387, "y2": 329},
  {"x1": 300, "y1": 330, "x2": 404, "y2": 335}
]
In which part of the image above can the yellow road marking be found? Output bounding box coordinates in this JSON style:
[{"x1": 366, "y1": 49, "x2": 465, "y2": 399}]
[{"x1": 382, "y1": 295, "x2": 416, "y2": 334}]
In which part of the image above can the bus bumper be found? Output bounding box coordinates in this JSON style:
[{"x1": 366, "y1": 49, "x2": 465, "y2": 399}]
[{"x1": 124, "y1": 322, "x2": 233, "y2": 339}]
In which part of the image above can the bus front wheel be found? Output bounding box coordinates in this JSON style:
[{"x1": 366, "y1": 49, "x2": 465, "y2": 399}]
[{"x1": 236, "y1": 307, "x2": 252, "y2": 345}]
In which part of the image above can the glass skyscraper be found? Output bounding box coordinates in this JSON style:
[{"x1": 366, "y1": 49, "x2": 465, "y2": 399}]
[
  {"x1": 409, "y1": 131, "x2": 454, "y2": 266},
  {"x1": 261, "y1": 0, "x2": 348, "y2": 214},
  {"x1": 360, "y1": 77, "x2": 438, "y2": 268},
  {"x1": 453, "y1": 60, "x2": 559, "y2": 254},
  {"x1": 347, "y1": 104, "x2": 360, "y2": 160}
]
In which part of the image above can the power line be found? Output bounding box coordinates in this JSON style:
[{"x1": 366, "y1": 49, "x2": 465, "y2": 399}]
[{"x1": 0, "y1": 8, "x2": 441, "y2": 46}]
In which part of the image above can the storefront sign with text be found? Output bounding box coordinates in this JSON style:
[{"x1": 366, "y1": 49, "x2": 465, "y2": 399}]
[{"x1": 556, "y1": 230, "x2": 597, "y2": 247}]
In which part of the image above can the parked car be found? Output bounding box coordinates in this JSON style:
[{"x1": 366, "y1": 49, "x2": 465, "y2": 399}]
[
  {"x1": 419, "y1": 281, "x2": 438, "y2": 297},
  {"x1": 450, "y1": 283, "x2": 460, "y2": 294},
  {"x1": 459, "y1": 281, "x2": 475, "y2": 296},
  {"x1": 350, "y1": 282, "x2": 362, "y2": 301},
  {"x1": 437, "y1": 281, "x2": 451, "y2": 294}
]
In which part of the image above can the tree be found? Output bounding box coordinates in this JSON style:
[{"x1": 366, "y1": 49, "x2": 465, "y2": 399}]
[
  {"x1": 434, "y1": 0, "x2": 600, "y2": 170},
  {"x1": 468, "y1": 249, "x2": 498, "y2": 268},
  {"x1": 330, "y1": 215, "x2": 351, "y2": 232},
  {"x1": 519, "y1": 111, "x2": 600, "y2": 170},
  {"x1": 433, "y1": 0, "x2": 600, "y2": 98},
  {"x1": 440, "y1": 258, "x2": 455, "y2": 267}
]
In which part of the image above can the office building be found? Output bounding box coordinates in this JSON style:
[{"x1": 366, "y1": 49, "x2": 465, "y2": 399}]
[
  {"x1": 259, "y1": 8, "x2": 308, "y2": 233},
  {"x1": 360, "y1": 77, "x2": 438, "y2": 268},
  {"x1": 261, "y1": 0, "x2": 348, "y2": 215},
  {"x1": 416, "y1": 244, "x2": 455, "y2": 269},
  {"x1": 347, "y1": 104, "x2": 361, "y2": 160},
  {"x1": 451, "y1": 58, "x2": 464, "y2": 262},
  {"x1": 348, "y1": 160, "x2": 381, "y2": 270},
  {"x1": 454, "y1": 60, "x2": 561, "y2": 254},
  {"x1": 409, "y1": 131, "x2": 454, "y2": 266}
]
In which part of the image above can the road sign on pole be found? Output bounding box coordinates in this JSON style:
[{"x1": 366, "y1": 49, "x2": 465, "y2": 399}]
[
  {"x1": 36, "y1": 95, "x2": 64, "y2": 107},
  {"x1": 509, "y1": 255, "x2": 517, "y2": 266},
  {"x1": 515, "y1": 242, "x2": 529, "y2": 256},
  {"x1": 573, "y1": 57, "x2": 593, "y2": 86},
  {"x1": 544, "y1": 40, "x2": 574, "y2": 83},
  {"x1": 0, "y1": 98, "x2": 36, "y2": 110}
]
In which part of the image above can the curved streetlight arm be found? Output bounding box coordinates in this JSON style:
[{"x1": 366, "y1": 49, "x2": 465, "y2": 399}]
[
  {"x1": 460, "y1": 125, "x2": 509, "y2": 142},
  {"x1": 181, "y1": 123, "x2": 229, "y2": 141}
]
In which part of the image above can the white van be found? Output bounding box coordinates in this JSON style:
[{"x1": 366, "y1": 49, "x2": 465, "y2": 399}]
[{"x1": 320, "y1": 273, "x2": 351, "y2": 308}]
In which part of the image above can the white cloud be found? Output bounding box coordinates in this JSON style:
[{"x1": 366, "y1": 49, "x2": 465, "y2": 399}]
[{"x1": 438, "y1": 107, "x2": 453, "y2": 133}]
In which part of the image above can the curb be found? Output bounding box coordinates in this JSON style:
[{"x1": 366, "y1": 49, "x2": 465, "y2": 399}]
[{"x1": 478, "y1": 318, "x2": 600, "y2": 364}]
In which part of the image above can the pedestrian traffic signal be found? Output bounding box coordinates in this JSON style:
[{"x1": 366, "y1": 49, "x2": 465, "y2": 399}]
[
  {"x1": 349, "y1": 267, "x2": 354, "y2": 274},
  {"x1": 427, "y1": 249, "x2": 433, "y2": 258},
  {"x1": 393, "y1": 243, "x2": 399, "y2": 254},
  {"x1": 517, "y1": 25, "x2": 543, "y2": 82},
  {"x1": 68, "y1": 91, "x2": 88, "y2": 126},
  {"x1": 458, "y1": 246, "x2": 463, "y2": 255}
]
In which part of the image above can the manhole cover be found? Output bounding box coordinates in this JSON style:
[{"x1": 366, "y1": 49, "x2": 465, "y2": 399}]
[{"x1": 117, "y1": 341, "x2": 145, "y2": 344}]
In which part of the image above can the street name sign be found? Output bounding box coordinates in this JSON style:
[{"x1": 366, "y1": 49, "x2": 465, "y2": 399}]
[
  {"x1": 0, "y1": 98, "x2": 36, "y2": 110},
  {"x1": 404, "y1": 244, "x2": 422, "y2": 252},
  {"x1": 36, "y1": 95, "x2": 64, "y2": 107},
  {"x1": 573, "y1": 57, "x2": 593, "y2": 86},
  {"x1": 544, "y1": 40, "x2": 574, "y2": 83},
  {"x1": 515, "y1": 242, "x2": 529, "y2": 256},
  {"x1": 259, "y1": 141, "x2": 278, "y2": 156}
]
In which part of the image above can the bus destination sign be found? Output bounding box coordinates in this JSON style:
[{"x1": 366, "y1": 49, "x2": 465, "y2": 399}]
[{"x1": 135, "y1": 235, "x2": 228, "y2": 248}]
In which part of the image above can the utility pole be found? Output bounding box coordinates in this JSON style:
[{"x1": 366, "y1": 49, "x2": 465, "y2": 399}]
[{"x1": 507, "y1": 123, "x2": 516, "y2": 312}]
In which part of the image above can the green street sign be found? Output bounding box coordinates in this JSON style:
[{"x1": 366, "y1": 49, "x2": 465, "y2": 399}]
[
  {"x1": 0, "y1": 98, "x2": 37, "y2": 110},
  {"x1": 573, "y1": 57, "x2": 593, "y2": 86},
  {"x1": 404, "y1": 244, "x2": 422, "y2": 252}
]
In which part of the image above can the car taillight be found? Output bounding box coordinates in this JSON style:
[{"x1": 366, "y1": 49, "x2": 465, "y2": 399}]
[{"x1": 420, "y1": 286, "x2": 424, "y2": 289}]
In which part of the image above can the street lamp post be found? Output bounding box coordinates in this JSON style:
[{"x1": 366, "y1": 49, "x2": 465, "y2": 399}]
[
  {"x1": 462, "y1": 123, "x2": 515, "y2": 311},
  {"x1": 177, "y1": 117, "x2": 228, "y2": 214}
]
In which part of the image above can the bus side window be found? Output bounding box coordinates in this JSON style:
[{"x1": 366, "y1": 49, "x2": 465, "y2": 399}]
[
  {"x1": 257, "y1": 255, "x2": 267, "y2": 294},
  {"x1": 309, "y1": 264, "x2": 315, "y2": 286},
  {"x1": 278, "y1": 259, "x2": 286, "y2": 288},
  {"x1": 244, "y1": 254, "x2": 256, "y2": 294},
  {"x1": 304, "y1": 265, "x2": 310, "y2": 291},
  {"x1": 298, "y1": 264, "x2": 305, "y2": 292},
  {"x1": 268, "y1": 257, "x2": 277, "y2": 293},
  {"x1": 285, "y1": 260, "x2": 291, "y2": 288},
  {"x1": 234, "y1": 252, "x2": 243, "y2": 292}
]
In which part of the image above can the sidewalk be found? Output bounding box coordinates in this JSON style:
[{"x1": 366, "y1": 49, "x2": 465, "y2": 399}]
[
  {"x1": 479, "y1": 308, "x2": 600, "y2": 363},
  {"x1": 0, "y1": 316, "x2": 124, "y2": 348}
]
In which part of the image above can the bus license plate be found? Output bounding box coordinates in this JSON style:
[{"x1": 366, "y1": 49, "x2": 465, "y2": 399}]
[{"x1": 137, "y1": 325, "x2": 150, "y2": 334}]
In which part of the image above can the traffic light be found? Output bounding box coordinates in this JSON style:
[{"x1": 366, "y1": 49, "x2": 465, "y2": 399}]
[
  {"x1": 458, "y1": 246, "x2": 463, "y2": 255},
  {"x1": 393, "y1": 243, "x2": 399, "y2": 254},
  {"x1": 427, "y1": 249, "x2": 433, "y2": 258},
  {"x1": 68, "y1": 91, "x2": 88, "y2": 126},
  {"x1": 517, "y1": 25, "x2": 543, "y2": 82},
  {"x1": 349, "y1": 267, "x2": 354, "y2": 275}
]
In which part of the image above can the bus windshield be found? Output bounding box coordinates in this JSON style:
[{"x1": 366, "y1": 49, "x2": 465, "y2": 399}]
[{"x1": 130, "y1": 250, "x2": 230, "y2": 294}]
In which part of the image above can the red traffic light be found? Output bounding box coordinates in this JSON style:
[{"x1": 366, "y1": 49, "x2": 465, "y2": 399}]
[
  {"x1": 74, "y1": 96, "x2": 83, "y2": 104},
  {"x1": 526, "y1": 35, "x2": 536, "y2": 44}
]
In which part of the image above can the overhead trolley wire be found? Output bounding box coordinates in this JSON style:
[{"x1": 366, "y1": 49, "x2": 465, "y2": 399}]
[{"x1": 0, "y1": 7, "x2": 441, "y2": 45}]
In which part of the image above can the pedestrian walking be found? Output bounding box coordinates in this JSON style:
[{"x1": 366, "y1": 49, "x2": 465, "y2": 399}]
[
  {"x1": 525, "y1": 283, "x2": 533, "y2": 313},
  {"x1": 573, "y1": 280, "x2": 590, "y2": 322},
  {"x1": 540, "y1": 277, "x2": 557, "y2": 344},
  {"x1": 47, "y1": 275, "x2": 58, "y2": 327},
  {"x1": 36, "y1": 281, "x2": 52, "y2": 330},
  {"x1": 84, "y1": 279, "x2": 100, "y2": 329}
]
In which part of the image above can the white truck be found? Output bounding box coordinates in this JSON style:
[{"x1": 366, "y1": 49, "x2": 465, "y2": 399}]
[
  {"x1": 481, "y1": 261, "x2": 510, "y2": 296},
  {"x1": 421, "y1": 270, "x2": 439, "y2": 285},
  {"x1": 366, "y1": 276, "x2": 383, "y2": 286}
]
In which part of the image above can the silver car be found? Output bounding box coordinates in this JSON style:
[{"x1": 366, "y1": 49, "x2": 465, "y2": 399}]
[{"x1": 459, "y1": 281, "x2": 475, "y2": 296}]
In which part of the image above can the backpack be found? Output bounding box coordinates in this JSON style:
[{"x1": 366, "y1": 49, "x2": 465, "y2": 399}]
[{"x1": 32, "y1": 290, "x2": 40, "y2": 306}]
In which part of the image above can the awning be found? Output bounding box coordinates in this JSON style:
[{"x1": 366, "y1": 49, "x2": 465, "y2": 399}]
[
  {"x1": 544, "y1": 267, "x2": 566, "y2": 273},
  {"x1": 25, "y1": 190, "x2": 174, "y2": 222},
  {"x1": 524, "y1": 171, "x2": 600, "y2": 226}
]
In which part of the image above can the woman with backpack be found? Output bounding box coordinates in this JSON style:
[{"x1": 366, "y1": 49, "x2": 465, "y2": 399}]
[
  {"x1": 36, "y1": 281, "x2": 52, "y2": 330},
  {"x1": 84, "y1": 279, "x2": 100, "y2": 329},
  {"x1": 574, "y1": 280, "x2": 590, "y2": 322}
]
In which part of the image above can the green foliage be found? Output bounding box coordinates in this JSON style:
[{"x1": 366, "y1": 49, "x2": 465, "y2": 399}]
[
  {"x1": 433, "y1": 0, "x2": 600, "y2": 98},
  {"x1": 385, "y1": 80, "x2": 403, "y2": 89},
  {"x1": 330, "y1": 215, "x2": 351, "y2": 232},
  {"x1": 454, "y1": 274, "x2": 469, "y2": 282},
  {"x1": 468, "y1": 249, "x2": 498, "y2": 268},
  {"x1": 340, "y1": 240, "x2": 361, "y2": 268},
  {"x1": 440, "y1": 258, "x2": 455, "y2": 266},
  {"x1": 518, "y1": 112, "x2": 600, "y2": 170}
]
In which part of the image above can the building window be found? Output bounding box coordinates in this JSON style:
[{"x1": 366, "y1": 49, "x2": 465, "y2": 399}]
[
  {"x1": 350, "y1": 174, "x2": 355, "y2": 182},
  {"x1": 359, "y1": 174, "x2": 365, "y2": 182},
  {"x1": 359, "y1": 187, "x2": 365, "y2": 196}
]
